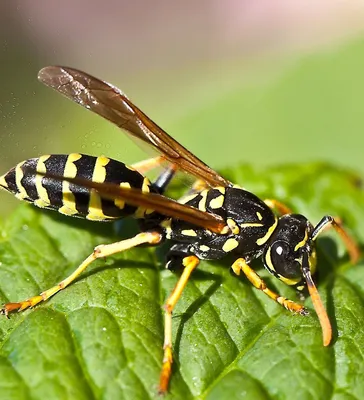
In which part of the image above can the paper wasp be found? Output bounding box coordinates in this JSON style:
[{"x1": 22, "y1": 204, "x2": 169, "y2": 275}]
[{"x1": 0, "y1": 66, "x2": 360, "y2": 394}]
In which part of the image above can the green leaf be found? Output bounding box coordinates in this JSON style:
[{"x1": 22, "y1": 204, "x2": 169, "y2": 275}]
[{"x1": 0, "y1": 163, "x2": 364, "y2": 400}]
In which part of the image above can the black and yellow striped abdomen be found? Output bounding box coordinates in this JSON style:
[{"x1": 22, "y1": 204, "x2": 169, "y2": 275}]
[{"x1": 0, "y1": 154, "x2": 155, "y2": 221}]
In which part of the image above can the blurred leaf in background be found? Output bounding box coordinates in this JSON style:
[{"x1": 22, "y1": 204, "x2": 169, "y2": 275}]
[{"x1": 1, "y1": 2, "x2": 364, "y2": 216}]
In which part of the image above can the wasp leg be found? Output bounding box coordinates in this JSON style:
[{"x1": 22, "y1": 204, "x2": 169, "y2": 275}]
[
  {"x1": 264, "y1": 199, "x2": 292, "y2": 215},
  {"x1": 131, "y1": 156, "x2": 165, "y2": 174},
  {"x1": 153, "y1": 165, "x2": 178, "y2": 194},
  {"x1": 190, "y1": 179, "x2": 209, "y2": 193},
  {"x1": 1, "y1": 231, "x2": 162, "y2": 317},
  {"x1": 131, "y1": 156, "x2": 178, "y2": 194},
  {"x1": 159, "y1": 255, "x2": 200, "y2": 395},
  {"x1": 231, "y1": 258, "x2": 308, "y2": 315},
  {"x1": 311, "y1": 215, "x2": 360, "y2": 264}
]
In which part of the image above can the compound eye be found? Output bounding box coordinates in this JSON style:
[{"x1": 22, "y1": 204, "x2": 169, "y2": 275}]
[
  {"x1": 269, "y1": 240, "x2": 301, "y2": 280},
  {"x1": 271, "y1": 240, "x2": 289, "y2": 263}
]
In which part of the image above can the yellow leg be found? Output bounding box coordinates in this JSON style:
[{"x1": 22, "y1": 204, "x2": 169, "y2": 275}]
[
  {"x1": 159, "y1": 255, "x2": 200, "y2": 394},
  {"x1": 231, "y1": 258, "x2": 307, "y2": 315},
  {"x1": 131, "y1": 156, "x2": 164, "y2": 174},
  {"x1": 191, "y1": 179, "x2": 209, "y2": 193},
  {"x1": 1, "y1": 231, "x2": 162, "y2": 316},
  {"x1": 264, "y1": 199, "x2": 292, "y2": 215}
]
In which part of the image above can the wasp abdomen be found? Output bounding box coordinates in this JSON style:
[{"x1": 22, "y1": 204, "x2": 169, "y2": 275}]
[{"x1": 0, "y1": 153, "x2": 154, "y2": 221}]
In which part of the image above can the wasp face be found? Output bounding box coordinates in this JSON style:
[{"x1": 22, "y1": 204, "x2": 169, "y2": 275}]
[{"x1": 262, "y1": 214, "x2": 316, "y2": 286}]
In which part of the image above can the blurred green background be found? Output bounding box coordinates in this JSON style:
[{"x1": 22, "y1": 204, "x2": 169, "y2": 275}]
[{"x1": 1, "y1": 2, "x2": 364, "y2": 215}]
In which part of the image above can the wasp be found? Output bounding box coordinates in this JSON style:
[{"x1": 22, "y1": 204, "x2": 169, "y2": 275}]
[{"x1": 0, "y1": 66, "x2": 360, "y2": 394}]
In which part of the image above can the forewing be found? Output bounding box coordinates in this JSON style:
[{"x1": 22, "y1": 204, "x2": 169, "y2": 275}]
[
  {"x1": 38, "y1": 66, "x2": 229, "y2": 187},
  {"x1": 35, "y1": 170, "x2": 226, "y2": 233}
]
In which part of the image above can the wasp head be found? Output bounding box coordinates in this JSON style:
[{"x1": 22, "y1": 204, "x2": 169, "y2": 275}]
[
  {"x1": 262, "y1": 214, "x2": 316, "y2": 287},
  {"x1": 262, "y1": 213, "x2": 333, "y2": 346}
]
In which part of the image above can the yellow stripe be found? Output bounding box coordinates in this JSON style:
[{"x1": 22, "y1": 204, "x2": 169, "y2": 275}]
[
  {"x1": 180, "y1": 193, "x2": 198, "y2": 204},
  {"x1": 115, "y1": 182, "x2": 131, "y2": 210},
  {"x1": 92, "y1": 156, "x2": 110, "y2": 183},
  {"x1": 278, "y1": 274, "x2": 301, "y2": 286},
  {"x1": 198, "y1": 189, "x2": 209, "y2": 212},
  {"x1": 0, "y1": 174, "x2": 8, "y2": 189},
  {"x1": 60, "y1": 153, "x2": 82, "y2": 216},
  {"x1": 59, "y1": 182, "x2": 78, "y2": 216},
  {"x1": 256, "y1": 217, "x2": 278, "y2": 246},
  {"x1": 209, "y1": 195, "x2": 224, "y2": 209},
  {"x1": 142, "y1": 177, "x2": 151, "y2": 193},
  {"x1": 87, "y1": 192, "x2": 108, "y2": 221},
  {"x1": 64, "y1": 153, "x2": 82, "y2": 177},
  {"x1": 160, "y1": 218, "x2": 172, "y2": 239},
  {"x1": 264, "y1": 246, "x2": 274, "y2": 272},
  {"x1": 34, "y1": 155, "x2": 51, "y2": 208},
  {"x1": 294, "y1": 229, "x2": 308, "y2": 251},
  {"x1": 309, "y1": 248, "x2": 317, "y2": 275},
  {"x1": 87, "y1": 156, "x2": 110, "y2": 220},
  {"x1": 15, "y1": 161, "x2": 27, "y2": 200},
  {"x1": 141, "y1": 177, "x2": 155, "y2": 215},
  {"x1": 240, "y1": 222, "x2": 264, "y2": 228}
]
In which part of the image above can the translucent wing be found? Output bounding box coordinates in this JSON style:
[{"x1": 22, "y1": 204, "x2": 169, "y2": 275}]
[
  {"x1": 36, "y1": 170, "x2": 227, "y2": 233},
  {"x1": 38, "y1": 66, "x2": 230, "y2": 188}
]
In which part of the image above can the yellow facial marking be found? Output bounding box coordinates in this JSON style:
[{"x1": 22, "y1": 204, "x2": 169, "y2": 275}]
[
  {"x1": 181, "y1": 229, "x2": 197, "y2": 237},
  {"x1": 309, "y1": 248, "x2": 317, "y2": 275},
  {"x1": 222, "y1": 238, "x2": 239, "y2": 252},
  {"x1": 198, "y1": 189, "x2": 209, "y2": 212},
  {"x1": 256, "y1": 212, "x2": 263, "y2": 221},
  {"x1": 278, "y1": 274, "x2": 301, "y2": 286},
  {"x1": 294, "y1": 229, "x2": 308, "y2": 252},
  {"x1": 217, "y1": 187, "x2": 225, "y2": 195},
  {"x1": 256, "y1": 217, "x2": 278, "y2": 246},
  {"x1": 199, "y1": 245, "x2": 210, "y2": 252},
  {"x1": 227, "y1": 218, "x2": 240, "y2": 235},
  {"x1": 209, "y1": 195, "x2": 224, "y2": 210},
  {"x1": 264, "y1": 246, "x2": 275, "y2": 272}
]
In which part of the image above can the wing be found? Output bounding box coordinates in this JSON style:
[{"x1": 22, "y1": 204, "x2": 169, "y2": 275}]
[
  {"x1": 35, "y1": 170, "x2": 227, "y2": 234},
  {"x1": 38, "y1": 66, "x2": 230, "y2": 188}
]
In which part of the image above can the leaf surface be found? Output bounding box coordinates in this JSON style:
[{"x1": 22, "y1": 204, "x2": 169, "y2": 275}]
[{"x1": 0, "y1": 163, "x2": 363, "y2": 400}]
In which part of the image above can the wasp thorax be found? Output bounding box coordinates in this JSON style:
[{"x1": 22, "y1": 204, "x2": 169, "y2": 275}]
[{"x1": 262, "y1": 214, "x2": 315, "y2": 285}]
